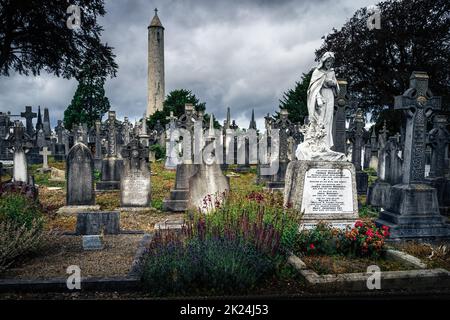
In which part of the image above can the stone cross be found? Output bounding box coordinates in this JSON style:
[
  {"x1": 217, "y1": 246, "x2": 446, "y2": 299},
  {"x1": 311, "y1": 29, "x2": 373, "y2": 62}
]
[
  {"x1": 122, "y1": 117, "x2": 132, "y2": 145},
  {"x1": 428, "y1": 114, "x2": 450, "y2": 178},
  {"x1": 39, "y1": 146, "x2": 51, "y2": 169},
  {"x1": 333, "y1": 79, "x2": 349, "y2": 154},
  {"x1": 55, "y1": 120, "x2": 65, "y2": 143},
  {"x1": 272, "y1": 109, "x2": 292, "y2": 162},
  {"x1": 107, "y1": 112, "x2": 117, "y2": 157},
  {"x1": 94, "y1": 120, "x2": 103, "y2": 160},
  {"x1": 21, "y1": 106, "x2": 37, "y2": 137},
  {"x1": 36, "y1": 129, "x2": 46, "y2": 148},
  {"x1": 349, "y1": 108, "x2": 365, "y2": 171},
  {"x1": 264, "y1": 113, "x2": 273, "y2": 131},
  {"x1": 394, "y1": 71, "x2": 441, "y2": 184},
  {"x1": 121, "y1": 139, "x2": 149, "y2": 170},
  {"x1": 178, "y1": 104, "x2": 197, "y2": 133},
  {"x1": 166, "y1": 111, "x2": 177, "y2": 125}
]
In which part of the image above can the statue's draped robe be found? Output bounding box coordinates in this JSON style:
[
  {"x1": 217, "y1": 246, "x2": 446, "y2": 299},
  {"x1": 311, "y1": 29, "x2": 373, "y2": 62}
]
[{"x1": 307, "y1": 68, "x2": 339, "y2": 149}]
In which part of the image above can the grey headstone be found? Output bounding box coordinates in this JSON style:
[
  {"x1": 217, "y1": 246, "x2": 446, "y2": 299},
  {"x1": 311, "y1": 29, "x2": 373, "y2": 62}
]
[
  {"x1": 67, "y1": 142, "x2": 95, "y2": 206},
  {"x1": 76, "y1": 211, "x2": 120, "y2": 235},
  {"x1": 120, "y1": 139, "x2": 151, "y2": 207}
]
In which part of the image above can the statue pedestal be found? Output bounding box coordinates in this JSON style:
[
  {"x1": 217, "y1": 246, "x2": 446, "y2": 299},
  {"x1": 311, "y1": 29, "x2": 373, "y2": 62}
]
[{"x1": 284, "y1": 160, "x2": 358, "y2": 229}]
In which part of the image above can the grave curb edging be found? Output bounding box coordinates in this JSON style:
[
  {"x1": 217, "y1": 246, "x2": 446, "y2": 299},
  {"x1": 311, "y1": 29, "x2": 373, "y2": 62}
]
[
  {"x1": 287, "y1": 252, "x2": 450, "y2": 291},
  {"x1": 0, "y1": 276, "x2": 140, "y2": 293}
]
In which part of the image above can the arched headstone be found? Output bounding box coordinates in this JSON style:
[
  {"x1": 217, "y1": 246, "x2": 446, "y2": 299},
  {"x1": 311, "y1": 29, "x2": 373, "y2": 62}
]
[{"x1": 67, "y1": 142, "x2": 95, "y2": 205}]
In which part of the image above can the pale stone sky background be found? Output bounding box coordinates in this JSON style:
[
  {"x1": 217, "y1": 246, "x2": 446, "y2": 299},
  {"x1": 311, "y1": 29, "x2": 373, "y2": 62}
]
[{"x1": 0, "y1": 0, "x2": 376, "y2": 130}]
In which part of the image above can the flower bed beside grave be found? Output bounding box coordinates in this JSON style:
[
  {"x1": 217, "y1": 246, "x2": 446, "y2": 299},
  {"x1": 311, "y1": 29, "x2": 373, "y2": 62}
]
[
  {"x1": 291, "y1": 221, "x2": 412, "y2": 274},
  {"x1": 139, "y1": 190, "x2": 302, "y2": 296}
]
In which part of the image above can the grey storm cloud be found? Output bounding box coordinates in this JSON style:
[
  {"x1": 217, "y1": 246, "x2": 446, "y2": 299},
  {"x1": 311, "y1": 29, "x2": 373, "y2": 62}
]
[{"x1": 0, "y1": 0, "x2": 376, "y2": 129}]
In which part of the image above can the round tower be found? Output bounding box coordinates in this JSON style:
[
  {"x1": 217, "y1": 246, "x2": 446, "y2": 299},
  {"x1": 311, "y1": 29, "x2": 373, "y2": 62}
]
[{"x1": 147, "y1": 8, "x2": 165, "y2": 117}]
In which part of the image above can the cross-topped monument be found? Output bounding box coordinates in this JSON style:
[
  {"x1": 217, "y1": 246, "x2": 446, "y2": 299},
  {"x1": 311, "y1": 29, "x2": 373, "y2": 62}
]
[
  {"x1": 21, "y1": 106, "x2": 37, "y2": 137},
  {"x1": 394, "y1": 71, "x2": 441, "y2": 184},
  {"x1": 39, "y1": 146, "x2": 52, "y2": 171},
  {"x1": 377, "y1": 71, "x2": 450, "y2": 240},
  {"x1": 332, "y1": 79, "x2": 350, "y2": 154}
]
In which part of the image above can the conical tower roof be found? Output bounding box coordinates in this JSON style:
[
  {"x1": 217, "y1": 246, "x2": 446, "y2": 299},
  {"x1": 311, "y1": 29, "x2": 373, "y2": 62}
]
[{"x1": 149, "y1": 8, "x2": 164, "y2": 28}]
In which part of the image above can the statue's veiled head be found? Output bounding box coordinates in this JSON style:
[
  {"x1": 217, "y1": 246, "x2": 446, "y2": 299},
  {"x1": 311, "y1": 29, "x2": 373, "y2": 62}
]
[{"x1": 318, "y1": 52, "x2": 335, "y2": 71}]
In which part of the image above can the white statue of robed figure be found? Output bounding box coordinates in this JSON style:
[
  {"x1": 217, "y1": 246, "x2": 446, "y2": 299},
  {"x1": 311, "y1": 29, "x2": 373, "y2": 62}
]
[{"x1": 295, "y1": 52, "x2": 346, "y2": 161}]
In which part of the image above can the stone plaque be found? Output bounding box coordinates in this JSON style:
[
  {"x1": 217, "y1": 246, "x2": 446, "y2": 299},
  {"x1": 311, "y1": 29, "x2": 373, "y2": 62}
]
[
  {"x1": 121, "y1": 170, "x2": 151, "y2": 207},
  {"x1": 301, "y1": 168, "x2": 354, "y2": 215},
  {"x1": 82, "y1": 235, "x2": 104, "y2": 250},
  {"x1": 284, "y1": 160, "x2": 358, "y2": 225}
]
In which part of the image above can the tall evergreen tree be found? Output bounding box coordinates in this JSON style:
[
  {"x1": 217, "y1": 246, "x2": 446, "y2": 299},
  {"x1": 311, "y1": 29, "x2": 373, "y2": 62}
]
[
  {"x1": 276, "y1": 70, "x2": 313, "y2": 124},
  {"x1": 63, "y1": 51, "x2": 111, "y2": 130}
]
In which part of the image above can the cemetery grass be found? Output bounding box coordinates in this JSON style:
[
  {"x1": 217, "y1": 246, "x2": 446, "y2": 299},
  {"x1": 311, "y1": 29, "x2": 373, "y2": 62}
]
[{"x1": 34, "y1": 161, "x2": 179, "y2": 233}]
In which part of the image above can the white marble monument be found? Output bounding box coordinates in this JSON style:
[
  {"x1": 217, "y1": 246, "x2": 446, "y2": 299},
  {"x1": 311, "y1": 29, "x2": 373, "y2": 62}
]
[{"x1": 285, "y1": 52, "x2": 358, "y2": 229}]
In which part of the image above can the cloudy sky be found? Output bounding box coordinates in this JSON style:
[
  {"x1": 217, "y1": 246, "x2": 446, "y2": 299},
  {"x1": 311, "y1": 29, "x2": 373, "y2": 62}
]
[{"x1": 0, "y1": 0, "x2": 376, "y2": 130}]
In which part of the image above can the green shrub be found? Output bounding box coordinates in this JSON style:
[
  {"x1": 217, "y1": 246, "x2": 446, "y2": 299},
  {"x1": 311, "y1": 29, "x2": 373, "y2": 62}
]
[
  {"x1": 0, "y1": 193, "x2": 43, "y2": 230},
  {"x1": 0, "y1": 193, "x2": 46, "y2": 273},
  {"x1": 150, "y1": 144, "x2": 166, "y2": 160},
  {"x1": 0, "y1": 219, "x2": 46, "y2": 273},
  {"x1": 94, "y1": 170, "x2": 101, "y2": 182},
  {"x1": 295, "y1": 221, "x2": 390, "y2": 259},
  {"x1": 296, "y1": 222, "x2": 338, "y2": 255},
  {"x1": 338, "y1": 220, "x2": 389, "y2": 259},
  {"x1": 190, "y1": 190, "x2": 300, "y2": 251}
]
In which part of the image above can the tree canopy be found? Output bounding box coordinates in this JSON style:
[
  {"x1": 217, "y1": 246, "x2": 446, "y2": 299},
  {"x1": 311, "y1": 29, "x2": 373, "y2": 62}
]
[
  {"x1": 316, "y1": 0, "x2": 450, "y2": 131},
  {"x1": 63, "y1": 52, "x2": 111, "y2": 130},
  {"x1": 276, "y1": 70, "x2": 313, "y2": 124},
  {"x1": 0, "y1": 0, "x2": 117, "y2": 79},
  {"x1": 147, "y1": 89, "x2": 219, "y2": 129}
]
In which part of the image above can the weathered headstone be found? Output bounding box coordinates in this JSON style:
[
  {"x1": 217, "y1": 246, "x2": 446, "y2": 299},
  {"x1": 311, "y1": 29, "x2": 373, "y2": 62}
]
[
  {"x1": 66, "y1": 142, "x2": 95, "y2": 206},
  {"x1": 377, "y1": 71, "x2": 450, "y2": 240},
  {"x1": 120, "y1": 139, "x2": 151, "y2": 208},
  {"x1": 76, "y1": 211, "x2": 120, "y2": 235},
  {"x1": 369, "y1": 127, "x2": 378, "y2": 170},
  {"x1": 96, "y1": 111, "x2": 123, "y2": 190},
  {"x1": 54, "y1": 120, "x2": 66, "y2": 161},
  {"x1": 348, "y1": 109, "x2": 368, "y2": 194},
  {"x1": 367, "y1": 121, "x2": 391, "y2": 209},
  {"x1": 426, "y1": 114, "x2": 450, "y2": 216},
  {"x1": 264, "y1": 109, "x2": 292, "y2": 191},
  {"x1": 384, "y1": 134, "x2": 403, "y2": 185},
  {"x1": 332, "y1": 79, "x2": 349, "y2": 154},
  {"x1": 7, "y1": 121, "x2": 33, "y2": 183},
  {"x1": 164, "y1": 111, "x2": 179, "y2": 170},
  {"x1": 43, "y1": 108, "x2": 51, "y2": 138},
  {"x1": 189, "y1": 121, "x2": 230, "y2": 212}
]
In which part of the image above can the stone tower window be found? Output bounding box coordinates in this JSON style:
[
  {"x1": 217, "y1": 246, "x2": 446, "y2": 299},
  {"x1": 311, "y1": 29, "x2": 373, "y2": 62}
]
[{"x1": 157, "y1": 32, "x2": 160, "y2": 43}]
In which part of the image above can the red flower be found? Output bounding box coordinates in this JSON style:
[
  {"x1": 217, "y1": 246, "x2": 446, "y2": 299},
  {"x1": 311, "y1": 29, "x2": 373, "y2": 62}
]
[
  {"x1": 355, "y1": 220, "x2": 363, "y2": 228},
  {"x1": 309, "y1": 243, "x2": 315, "y2": 250}
]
